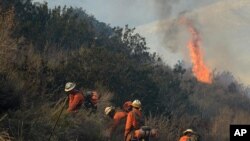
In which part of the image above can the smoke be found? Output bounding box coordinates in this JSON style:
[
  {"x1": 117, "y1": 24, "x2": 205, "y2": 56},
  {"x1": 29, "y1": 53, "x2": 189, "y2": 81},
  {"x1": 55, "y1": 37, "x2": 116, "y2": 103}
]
[
  {"x1": 192, "y1": 0, "x2": 250, "y2": 85},
  {"x1": 150, "y1": 0, "x2": 223, "y2": 52},
  {"x1": 157, "y1": 11, "x2": 203, "y2": 53},
  {"x1": 160, "y1": 18, "x2": 181, "y2": 52},
  {"x1": 150, "y1": 0, "x2": 182, "y2": 52},
  {"x1": 148, "y1": 0, "x2": 250, "y2": 85},
  {"x1": 151, "y1": 0, "x2": 181, "y2": 19},
  {"x1": 150, "y1": 0, "x2": 187, "y2": 53}
]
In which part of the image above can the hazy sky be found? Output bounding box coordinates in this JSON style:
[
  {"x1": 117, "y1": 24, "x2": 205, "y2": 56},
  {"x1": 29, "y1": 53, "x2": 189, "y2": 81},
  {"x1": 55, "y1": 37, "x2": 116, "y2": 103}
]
[
  {"x1": 33, "y1": 0, "x2": 218, "y2": 26},
  {"x1": 33, "y1": 0, "x2": 250, "y2": 86}
]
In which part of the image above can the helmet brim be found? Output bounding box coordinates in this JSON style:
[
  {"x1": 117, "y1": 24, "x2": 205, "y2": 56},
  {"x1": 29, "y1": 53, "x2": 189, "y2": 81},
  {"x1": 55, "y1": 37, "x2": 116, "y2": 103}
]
[
  {"x1": 64, "y1": 83, "x2": 76, "y2": 92},
  {"x1": 183, "y1": 129, "x2": 194, "y2": 134}
]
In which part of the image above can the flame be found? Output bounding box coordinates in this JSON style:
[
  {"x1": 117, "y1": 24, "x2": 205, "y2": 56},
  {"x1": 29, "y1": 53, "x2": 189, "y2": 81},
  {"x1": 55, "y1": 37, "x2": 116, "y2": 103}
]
[{"x1": 181, "y1": 18, "x2": 212, "y2": 84}]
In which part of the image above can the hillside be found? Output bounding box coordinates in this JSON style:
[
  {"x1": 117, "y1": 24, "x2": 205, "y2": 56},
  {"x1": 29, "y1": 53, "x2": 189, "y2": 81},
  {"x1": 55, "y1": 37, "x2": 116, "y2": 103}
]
[{"x1": 1, "y1": 1, "x2": 250, "y2": 141}]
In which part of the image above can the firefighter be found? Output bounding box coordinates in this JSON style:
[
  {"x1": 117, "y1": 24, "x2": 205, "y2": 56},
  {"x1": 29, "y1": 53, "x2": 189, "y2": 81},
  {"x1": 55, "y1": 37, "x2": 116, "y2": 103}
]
[
  {"x1": 124, "y1": 99, "x2": 145, "y2": 141},
  {"x1": 64, "y1": 82, "x2": 84, "y2": 112},
  {"x1": 104, "y1": 106, "x2": 128, "y2": 139},
  {"x1": 179, "y1": 129, "x2": 199, "y2": 141},
  {"x1": 103, "y1": 101, "x2": 131, "y2": 139},
  {"x1": 83, "y1": 90, "x2": 99, "y2": 111}
]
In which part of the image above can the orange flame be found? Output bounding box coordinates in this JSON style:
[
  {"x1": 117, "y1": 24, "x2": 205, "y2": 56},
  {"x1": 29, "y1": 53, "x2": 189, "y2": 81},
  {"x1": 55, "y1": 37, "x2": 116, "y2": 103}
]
[{"x1": 181, "y1": 18, "x2": 212, "y2": 84}]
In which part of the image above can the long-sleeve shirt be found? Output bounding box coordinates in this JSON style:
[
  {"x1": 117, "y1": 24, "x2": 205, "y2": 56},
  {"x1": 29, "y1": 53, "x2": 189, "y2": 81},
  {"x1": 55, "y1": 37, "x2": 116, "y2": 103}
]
[
  {"x1": 179, "y1": 135, "x2": 190, "y2": 141},
  {"x1": 110, "y1": 111, "x2": 127, "y2": 133},
  {"x1": 67, "y1": 91, "x2": 84, "y2": 112},
  {"x1": 124, "y1": 108, "x2": 143, "y2": 137}
]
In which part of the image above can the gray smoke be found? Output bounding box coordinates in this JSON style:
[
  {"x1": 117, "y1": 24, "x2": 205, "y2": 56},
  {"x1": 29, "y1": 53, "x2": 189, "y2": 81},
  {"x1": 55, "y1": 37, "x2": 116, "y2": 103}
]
[
  {"x1": 150, "y1": 0, "x2": 250, "y2": 85},
  {"x1": 150, "y1": 0, "x2": 220, "y2": 52},
  {"x1": 151, "y1": 0, "x2": 186, "y2": 52},
  {"x1": 152, "y1": 0, "x2": 181, "y2": 19}
]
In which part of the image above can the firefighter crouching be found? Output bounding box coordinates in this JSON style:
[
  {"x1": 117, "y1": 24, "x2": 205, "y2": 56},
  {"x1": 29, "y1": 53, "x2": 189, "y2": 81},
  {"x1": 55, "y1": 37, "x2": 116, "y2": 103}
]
[
  {"x1": 103, "y1": 101, "x2": 132, "y2": 139},
  {"x1": 64, "y1": 82, "x2": 84, "y2": 113},
  {"x1": 83, "y1": 90, "x2": 99, "y2": 111},
  {"x1": 64, "y1": 82, "x2": 100, "y2": 113}
]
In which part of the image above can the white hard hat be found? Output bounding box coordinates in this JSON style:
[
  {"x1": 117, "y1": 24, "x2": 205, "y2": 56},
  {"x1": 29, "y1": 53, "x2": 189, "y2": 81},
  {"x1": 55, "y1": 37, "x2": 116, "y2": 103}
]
[
  {"x1": 132, "y1": 99, "x2": 141, "y2": 108},
  {"x1": 64, "y1": 82, "x2": 76, "y2": 92},
  {"x1": 104, "y1": 106, "x2": 114, "y2": 115},
  {"x1": 183, "y1": 129, "x2": 194, "y2": 134}
]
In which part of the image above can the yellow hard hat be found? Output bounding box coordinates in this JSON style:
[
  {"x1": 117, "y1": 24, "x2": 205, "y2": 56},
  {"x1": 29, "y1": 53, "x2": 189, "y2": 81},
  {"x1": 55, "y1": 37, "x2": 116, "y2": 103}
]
[{"x1": 132, "y1": 99, "x2": 141, "y2": 108}]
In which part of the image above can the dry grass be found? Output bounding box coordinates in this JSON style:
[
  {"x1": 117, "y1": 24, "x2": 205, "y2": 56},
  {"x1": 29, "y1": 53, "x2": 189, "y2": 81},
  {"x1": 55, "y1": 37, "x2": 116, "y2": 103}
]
[
  {"x1": 0, "y1": 131, "x2": 14, "y2": 141},
  {"x1": 1, "y1": 3, "x2": 250, "y2": 141}
]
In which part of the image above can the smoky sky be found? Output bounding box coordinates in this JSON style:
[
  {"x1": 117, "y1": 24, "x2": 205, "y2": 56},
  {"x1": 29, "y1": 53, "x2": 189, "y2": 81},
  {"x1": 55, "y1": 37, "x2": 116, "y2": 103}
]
[
  {"x1": 152, "y1": 0, "x2": 180, "y2": 19},
  {"x1": 145, "y1": 0, "x2": 250, "y2": 85},
  {"x1": 150, "y1": 0, "x2": 221, "y2": 52}
]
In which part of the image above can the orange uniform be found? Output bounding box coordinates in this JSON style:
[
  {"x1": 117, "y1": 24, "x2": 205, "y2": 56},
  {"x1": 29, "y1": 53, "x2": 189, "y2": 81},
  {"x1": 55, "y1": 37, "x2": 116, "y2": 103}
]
[
  {"x1": 179, "y1": 135, "x2": 190, "y2": 141},
  {"x1": 124, "y1": 108, "x2": 143, "y2": 139},
  {"x1": 67, "y1": 90, "x2": 84, "y2": 112},
  {"x1": 110, "y1": 111, "x2": 127, "y2": 132}
]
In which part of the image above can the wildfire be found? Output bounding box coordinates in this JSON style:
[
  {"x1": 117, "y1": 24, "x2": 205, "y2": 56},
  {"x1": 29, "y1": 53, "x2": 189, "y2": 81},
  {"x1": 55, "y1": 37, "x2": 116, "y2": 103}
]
[{"x1": 181, "y1": 18, "x2": 212, "y2": 84}]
